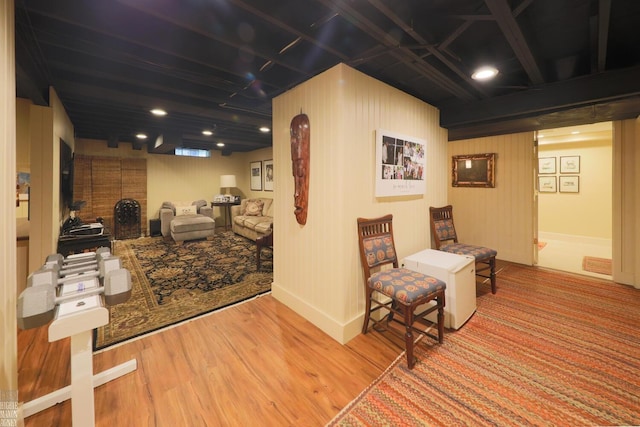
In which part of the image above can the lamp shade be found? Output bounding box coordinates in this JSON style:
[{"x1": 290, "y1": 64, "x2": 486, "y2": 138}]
[{"x1": 220, "y1": 175, "x2": 237, "y2": 188}]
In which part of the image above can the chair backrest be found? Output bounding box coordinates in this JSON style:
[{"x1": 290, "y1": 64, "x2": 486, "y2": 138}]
[
  {"x1": 356, "y1": 214, "x2": 399, "y2": 281},
  {"x1": 429, "y1": 205, "x2": 459, "y2": 249}
]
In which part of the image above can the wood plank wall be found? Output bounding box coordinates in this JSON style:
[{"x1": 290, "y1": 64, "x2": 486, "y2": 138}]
[{"x1": 447, "y1": 132, "x2": 536, "y2": 265}]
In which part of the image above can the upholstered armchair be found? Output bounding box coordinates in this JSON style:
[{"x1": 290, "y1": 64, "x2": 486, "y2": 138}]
[{"x1": 160, "y1": 200, "x2": 215, "y2": 244}]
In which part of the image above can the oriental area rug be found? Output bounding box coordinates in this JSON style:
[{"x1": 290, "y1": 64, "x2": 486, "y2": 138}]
[
  {"x1": 94, "y1": 230, "x2": 272, "y2": 350},
  {"x1": 328, "y1": 264, "x2": 640, "y2": 427}
]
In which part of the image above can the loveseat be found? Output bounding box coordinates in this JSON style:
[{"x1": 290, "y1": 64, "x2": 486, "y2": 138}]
[
  {"x1": 160, "y1": 199, "x2": 215, "y2": 244},
  {"x1": 230, "y1": 198, "x2": 273, "y2": 241}
]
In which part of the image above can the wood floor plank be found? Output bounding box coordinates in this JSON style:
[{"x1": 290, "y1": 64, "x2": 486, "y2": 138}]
[{"x1": 18, "y1": 294, "x2": 401, "y2": 426}]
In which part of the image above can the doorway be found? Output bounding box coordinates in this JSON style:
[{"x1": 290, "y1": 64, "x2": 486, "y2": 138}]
[{"x1": 536, "y1": 122, "x2": 613, "y2": 279}]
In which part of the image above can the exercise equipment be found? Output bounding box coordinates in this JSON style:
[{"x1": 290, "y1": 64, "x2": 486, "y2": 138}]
[
  {"x1": 18, "y1": 250, "x2": 131, "y2": 330},
  {"x1": 19, "y1": 249, "x2": 137, "y2": 426}
]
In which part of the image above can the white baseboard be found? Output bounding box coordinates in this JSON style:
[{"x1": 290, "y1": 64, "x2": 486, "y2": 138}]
[
  {"x1": 539, "y1": 231, "x2": 612, "y2": 247},
  {"x1": 271, "y1": 283, "x2": 363, "y2": 345}
]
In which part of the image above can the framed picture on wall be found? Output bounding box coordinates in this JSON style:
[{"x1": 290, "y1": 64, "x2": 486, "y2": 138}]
[
  {"x1": 560, "y1": 156, "x2": 580, "y2": 173},
  {"x1": 559, "y1": 175, "x2": 579, "y2": 193},
  {"x1": 263, "y1": 159, "x2": 273, "y2": 191},
  {"x1": 538, "y1": 157, "x2": 556, "y2": 174},
  {"x1": 538, "y1": 176, "x2": 557, "y2": 193},
  {"x1": 374, "y1": 129, "x2": 426, "y2": 197},
  {"x1": 452, "y1": 153, "x2": 496, "y2": 188},
  {"x1": 250, "y1": 161, "x2": 262, "y2": 191}
]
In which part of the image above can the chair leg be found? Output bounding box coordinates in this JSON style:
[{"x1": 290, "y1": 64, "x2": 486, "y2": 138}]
[
  {"x1": 404, "y1": 308, "x2": 415, "y2": 369},
  {"x1": 362, "y1": 288, "x2": 373, "y2": 334},
  {"x1": 436, "y1": 294, "x2": 445, "y2": 343},
  {"x1": 490, "y1": 256, "x2": 496, "y2": 294}
]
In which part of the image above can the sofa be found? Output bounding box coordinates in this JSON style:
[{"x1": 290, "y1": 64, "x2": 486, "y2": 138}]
[
  {"x1": 230, "y1": 198, "x2": 273, "y2": 241},
  {"x1": 160, "y1": 199, "x2": 215, "y2": 244}
]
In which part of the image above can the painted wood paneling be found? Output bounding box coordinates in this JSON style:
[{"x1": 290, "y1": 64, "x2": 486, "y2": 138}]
[
  {"x1": 272, "y1": 64, "x2": 448, "y2": 343},
  {"x1": 447, "y1": 132, "x2": 535, "y2": 265},
  {"x1": 1, "y1": 0, "x2": 17, "y2": 396},
  {"x1": 613, "y1": 118, "x2": 640, "y2": 287}
]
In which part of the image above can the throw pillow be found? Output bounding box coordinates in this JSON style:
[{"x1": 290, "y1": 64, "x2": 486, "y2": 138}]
[
  {"x1": 245, "y1": 199, "x2": 264, "y2": 216},
  {"x1": 176, "y1": 205, "x2": 198, "y2": 216}
]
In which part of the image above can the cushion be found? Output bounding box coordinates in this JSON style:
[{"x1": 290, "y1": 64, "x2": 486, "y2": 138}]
[
  {"x1": 254, "y1": 221, "x2": 272, "y2": 234},
  {"x1": 434, "y1": 219, "x2": 457, "y2": 241},
  {"x1": 242, "y1": 216, "x2": 271, "y2": 230},
  {"x1": 245, "y1": 199, "x2": 264, "y2": 216},
  {"x1": 368, "y1": 268, "x2": 446, "y2": 303},
  {"x1": 170, "y1": 215, "x2": 215, "y2": 233},
  {"x1": 362, "y1": 234, "x2": 396, "y2": 268},
  {"x1": 176, "y1": 205, "x2": 198, "y2": 216},
  {"x1": 440, "y1": 243, "x2": 497, "y2": 261}
]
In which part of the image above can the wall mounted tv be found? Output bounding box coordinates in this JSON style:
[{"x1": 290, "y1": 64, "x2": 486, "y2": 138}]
[{"x1": 60, "y1": 139, "x2": 74, "y2": 209}]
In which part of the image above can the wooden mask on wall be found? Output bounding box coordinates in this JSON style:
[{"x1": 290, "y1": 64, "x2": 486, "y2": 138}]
[{"x1": 290, "y1": 113, "x2": 310, "y2": 225}]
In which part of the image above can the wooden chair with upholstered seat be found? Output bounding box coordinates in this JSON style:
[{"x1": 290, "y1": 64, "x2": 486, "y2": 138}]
[
  {"x1": 429, "y1": 205, "x2": 497, "y2": 294},
  {"x1": 357, "y1": 214, "x2": 447, "y2": 369}
]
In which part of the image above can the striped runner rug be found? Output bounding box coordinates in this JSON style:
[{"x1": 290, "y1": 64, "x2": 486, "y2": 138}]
[
  {"x1": 582, "y1": 256, "x2": 613, "y2": 275},
  {"x1": 328, "y1": 264, "x2": 640, "y2": 426}
]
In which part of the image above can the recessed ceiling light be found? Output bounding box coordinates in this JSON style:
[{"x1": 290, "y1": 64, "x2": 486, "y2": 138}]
[
  {"x1": 259, "y1": 126, "x2": 271, "y2": 133},
  {"x1": 471, "y1": 66, "x2": 499, "y2": 81},
  {"x1": 202, "y1": 130, "x2": 213, "y2": 136},
  {"x1": 150, "y1": 108, "x2": 167, "y2": 116},
  {"x1": 136, "y1": 133, "x2": 148, "y2": 140},
  {"x1": 216, "y1": 142, "x2": 225, "y2": 147}
]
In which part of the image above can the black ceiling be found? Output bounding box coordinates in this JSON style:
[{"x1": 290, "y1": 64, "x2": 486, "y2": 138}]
[{"x1": 15, "y1": 0, "x2": 640, "y2": 154}]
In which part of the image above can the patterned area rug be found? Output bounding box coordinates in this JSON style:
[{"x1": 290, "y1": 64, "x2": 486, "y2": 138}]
[
  {"x1": 95, "y1": 230, "x2": 272, "y2": 349},
  {"x1": 328, "y1": 264, "x2": 640, "y2": 426},
  {"x1": 582, "y1": 256, "x2": 612, "y2": 275}
]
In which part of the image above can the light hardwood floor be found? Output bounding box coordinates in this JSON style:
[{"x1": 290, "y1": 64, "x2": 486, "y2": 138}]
[{"x1": 18, "y1": 294, "x2": 405, "y2": 426}]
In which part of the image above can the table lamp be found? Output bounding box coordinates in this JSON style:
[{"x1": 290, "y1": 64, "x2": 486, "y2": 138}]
[{"x1": 220, "y1": 175, "x2": 237, "y2": 200}]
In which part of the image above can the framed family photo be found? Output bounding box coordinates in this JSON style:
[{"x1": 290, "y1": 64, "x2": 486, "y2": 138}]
[{"x1": 375, "y1": 129, "x2": 426, "y2": 197}]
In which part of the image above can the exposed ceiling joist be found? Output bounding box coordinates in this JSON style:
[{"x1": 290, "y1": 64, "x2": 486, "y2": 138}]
[
  {"x1": 15, "y1": 0, "x2": 640, "y2": 151},
  {"x1": 484, "y1": 0, "x2": 544, "y2": 85}
]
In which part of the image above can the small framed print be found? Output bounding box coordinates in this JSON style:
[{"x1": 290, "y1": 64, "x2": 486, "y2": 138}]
[
  {"x1": 559, "y1": 175, "x2": 579, "y2": 193},
  {"x1": 560, "y1": 156, "x2": 580, "y2": 174},
  {"x1": 538, "y1": 157, "x2": 556, "y2": 174},
  {"x1": 538, "y1": 176, "x2": 557, "y2": 193},
  {"x1": 263, "y1": 159, "x2": 273, "y2": 191},
  {"x1": 250, "y1": 161, "x2": 262, "y2": 191}
]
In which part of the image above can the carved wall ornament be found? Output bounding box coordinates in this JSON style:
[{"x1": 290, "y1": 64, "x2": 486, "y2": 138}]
[{"x1": 290, "y1": 113, "x2": 310, "y2": 225}]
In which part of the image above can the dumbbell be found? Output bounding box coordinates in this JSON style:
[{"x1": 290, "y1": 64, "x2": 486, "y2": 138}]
[
  {"x1": 29, "y1": 250, "x2": 119, "y2": 287},
  {"x1": 17, "y1": 268, "x2": 132, "y2": 330},
  {"x1": 44, "y1": 247, "x2": 112, "y2": 277}
]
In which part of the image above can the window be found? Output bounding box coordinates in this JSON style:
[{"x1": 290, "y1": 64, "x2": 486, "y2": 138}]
[{"x1": 175, "y1": 148, "x2": 210, "y2": 158}]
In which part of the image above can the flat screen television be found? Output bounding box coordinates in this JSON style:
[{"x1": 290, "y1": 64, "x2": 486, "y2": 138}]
[{"x1": 60, "y1": 139, "x2": 74, "y2": 209}]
